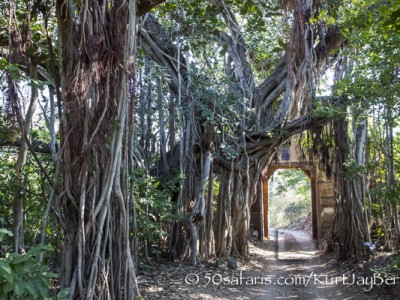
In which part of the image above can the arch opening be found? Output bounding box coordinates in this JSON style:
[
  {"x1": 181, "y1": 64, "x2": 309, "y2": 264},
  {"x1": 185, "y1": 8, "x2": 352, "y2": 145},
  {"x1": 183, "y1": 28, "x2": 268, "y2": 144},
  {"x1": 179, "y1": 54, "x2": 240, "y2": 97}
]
[
  {"x1": 249, "y1": 138, "x2": 335, "y2": 243},
  {"x1": 263, "y1": 163, "x2": 318, "y2": 240},
  {"x1": 268, "y1": 168, "x2": 313, "y2": 237},
  {"x1": 250, "y1": 162, "x2": 319, "y2": 241}
]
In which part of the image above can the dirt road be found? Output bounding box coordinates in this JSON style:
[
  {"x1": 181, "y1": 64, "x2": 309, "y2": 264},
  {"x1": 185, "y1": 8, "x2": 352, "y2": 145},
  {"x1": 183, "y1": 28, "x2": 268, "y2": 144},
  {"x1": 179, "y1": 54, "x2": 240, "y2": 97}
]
[{"x1": 138, "y1": 229, "x2": 396, "y2": 299}]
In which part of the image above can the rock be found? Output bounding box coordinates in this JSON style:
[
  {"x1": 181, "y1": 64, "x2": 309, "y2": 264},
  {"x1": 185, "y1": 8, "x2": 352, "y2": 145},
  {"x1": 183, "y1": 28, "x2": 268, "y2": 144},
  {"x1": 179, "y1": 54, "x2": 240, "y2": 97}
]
[
  {"x1": 215, "y1": 259, "x2": 227, "y2": 269},
  {"x1": 251, "y1": 230, "x2": 259, "y2": 239},
  {"x1": 227, "y1": 257, "x2": 237, "y2": 269}
]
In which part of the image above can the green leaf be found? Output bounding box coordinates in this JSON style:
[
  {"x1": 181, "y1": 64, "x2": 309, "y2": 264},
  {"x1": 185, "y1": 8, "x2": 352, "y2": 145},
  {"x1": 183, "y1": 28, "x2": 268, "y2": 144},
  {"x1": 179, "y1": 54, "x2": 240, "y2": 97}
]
[
  {"x1": 10, "y1": 254, "x2": 31, "y2": 266},
  {"x1": 0, "y1": 57, "x2": 7, "y2": 69},
  {"x1": 164, "y1": 2, "x2": 176, "y2": 10},
  {"x1": 2, "y1": 281, "x2": 15, "y2": 294},
  {"x1": 27, "y1": 244, "x2": 53, "y2": 256},
  {"x1": 29, "y1": 79, "x2": 54, "y2": 90},
  {"x1": 57, "y1": 288, "x2": 71, "y2": 299},
  {"x1": 42, "y1": 271, "x2": 58, "y2": 278},
  {"x1": 36, "y1": 277, "x2": 50, "y2": 297},
  {"x1": 0, "y1": 262, "x2": 13, "y2": 283},
  {"x1": 23, "y1": 281, "x2": 38, "y2": 298},
  {"x1": 14, "y1": 283, "x2": 22, "y2": 297},
  {"x1": 38, "y1": 283, "x2": 48, "y2": 298},
  {"x1": 0, "y1": 228, "x2": 13, "y2": 241}
]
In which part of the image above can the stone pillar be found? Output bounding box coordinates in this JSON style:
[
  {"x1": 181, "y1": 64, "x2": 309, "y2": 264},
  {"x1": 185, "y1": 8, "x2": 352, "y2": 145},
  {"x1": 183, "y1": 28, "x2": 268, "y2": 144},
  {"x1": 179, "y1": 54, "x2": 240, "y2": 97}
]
[
  {"x1": 250, "y1": 177, "x2": 264, "y2": 240},
  {"x1": 263, "y1": 178, "x2": 269, "y2": 239},
  {"x1": 311, "y1": 177, "x2": 318, "y2": 239}
]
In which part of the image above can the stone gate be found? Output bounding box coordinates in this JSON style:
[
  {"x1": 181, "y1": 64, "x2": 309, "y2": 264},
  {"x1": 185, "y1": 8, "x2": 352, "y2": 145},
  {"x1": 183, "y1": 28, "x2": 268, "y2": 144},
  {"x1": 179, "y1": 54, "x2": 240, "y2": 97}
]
[{"x1": 250, "y1": 138, "x2": 335, "y2": 240}]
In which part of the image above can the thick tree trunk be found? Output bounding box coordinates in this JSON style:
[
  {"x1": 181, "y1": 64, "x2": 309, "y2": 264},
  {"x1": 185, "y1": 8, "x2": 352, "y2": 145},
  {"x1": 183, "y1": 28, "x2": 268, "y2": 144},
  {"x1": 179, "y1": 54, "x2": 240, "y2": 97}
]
[
  {"x1": 330, "y1": 117, "x2": 369, "y2": 259},
  {"x1": 55, "y1": 0, "x2": 142, "y2": 298}
]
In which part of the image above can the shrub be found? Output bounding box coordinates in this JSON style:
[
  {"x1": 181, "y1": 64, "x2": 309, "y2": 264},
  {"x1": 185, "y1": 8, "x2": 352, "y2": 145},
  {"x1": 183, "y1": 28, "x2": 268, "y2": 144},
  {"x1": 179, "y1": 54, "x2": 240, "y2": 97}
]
[{"x1": 0, "y1": 228, "x2": 57, "y2": 299}]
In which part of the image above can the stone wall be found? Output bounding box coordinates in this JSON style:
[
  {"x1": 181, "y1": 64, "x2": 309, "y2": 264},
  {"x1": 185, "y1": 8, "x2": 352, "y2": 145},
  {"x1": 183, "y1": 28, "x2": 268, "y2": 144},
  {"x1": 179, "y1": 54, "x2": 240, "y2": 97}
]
[{"x1": 250, "y1": 138, "x2": 335, "y2": 240}]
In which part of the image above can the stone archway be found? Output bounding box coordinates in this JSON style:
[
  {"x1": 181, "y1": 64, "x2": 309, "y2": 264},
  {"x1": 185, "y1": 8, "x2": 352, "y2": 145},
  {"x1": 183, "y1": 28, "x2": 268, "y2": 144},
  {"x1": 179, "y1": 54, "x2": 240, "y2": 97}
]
[
  {"x1": 250, "y1": 138, "x2": 335, "y2": 241},
  {"x1": 263, "y1": 163, "x2": 318, "y2": 239}
]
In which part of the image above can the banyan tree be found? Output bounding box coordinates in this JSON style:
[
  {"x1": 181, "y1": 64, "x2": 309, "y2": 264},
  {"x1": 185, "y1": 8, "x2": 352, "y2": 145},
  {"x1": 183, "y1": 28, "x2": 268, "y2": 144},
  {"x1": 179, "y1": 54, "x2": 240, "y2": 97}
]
[
  {"x1": 137, "y1": 0, "x2": 348, "y2": 265},
  {"x1": 1, "y1": 0, "x2": 375, "y2": 298}
]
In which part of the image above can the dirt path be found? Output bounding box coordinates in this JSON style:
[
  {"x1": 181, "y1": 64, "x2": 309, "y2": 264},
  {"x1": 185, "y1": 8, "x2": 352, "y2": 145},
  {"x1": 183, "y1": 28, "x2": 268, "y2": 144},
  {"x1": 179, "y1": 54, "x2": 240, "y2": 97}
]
[{"x1": 137, "y1": 229, "x2": 396, "y2": 299}]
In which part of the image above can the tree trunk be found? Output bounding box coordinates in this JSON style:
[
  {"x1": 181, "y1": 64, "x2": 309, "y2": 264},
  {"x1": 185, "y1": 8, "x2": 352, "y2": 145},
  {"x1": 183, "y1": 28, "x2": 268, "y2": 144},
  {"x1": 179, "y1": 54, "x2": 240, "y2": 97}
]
[
  {"x1": 11, "y1": 65, "x2": 38, "y2": 252},
  {"x1": 56, "y1": 0, "x2": 140, "y2": 298},
  {"x1": 330, "y1": 117, "x2": 369, "y2": 259},
  {"x1": 384, "y1": 108, "x2": 400, "y2": 248}
]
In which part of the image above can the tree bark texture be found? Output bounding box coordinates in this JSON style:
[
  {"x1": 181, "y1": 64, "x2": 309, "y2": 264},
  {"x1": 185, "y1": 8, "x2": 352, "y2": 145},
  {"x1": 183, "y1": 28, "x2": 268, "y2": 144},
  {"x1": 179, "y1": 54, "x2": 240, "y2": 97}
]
[
  {"x1": 55, "y1": 0, "x2": 144, "y2": 298},
  {"x1": 330, "y1": 117, "x2": 369, "y2": 259}
]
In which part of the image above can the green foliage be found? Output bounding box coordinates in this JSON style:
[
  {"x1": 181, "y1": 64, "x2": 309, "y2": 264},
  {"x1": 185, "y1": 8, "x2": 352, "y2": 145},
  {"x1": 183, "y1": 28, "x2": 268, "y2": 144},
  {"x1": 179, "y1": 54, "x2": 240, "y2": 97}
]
[
  {"x1": 370, "y1": 184, "x2": 400, "y2": 206},
  {"x1": 0, "y1": 152, "x2": 16, "y2": 234},
  {"x1": 283, "y1": 201, "x2": 311, "y2": 224},
  {"x1": 0, "y1": 229, "x2": 13, "y2": 242},
  {"x1": 333, "y1": 0, "x2": 400, "y2": 114},
  {"x1": 0, "y1": 109, "x2": 18, "y2": 143},
  {"x1": 0, "y1": 58, "x2": 53, "y2": 89},
  {"x1": 0, "y1": 149, "x2": 57, "y2": 249},
  {"x1": 156, "y1": 0, "x2": 286, "y2": 80},
  {"x1": 343, "y1": 159, "x2": 367, "y2": 179},
  {"x1": 56, "y1": 288, "x2": 70, "y2": 300},
  {"x1": 370, "y1": 254, "x2": 400, "y2": 291},
  {"x1": 376, "y1": 227, "x2": 385, "y2": 238},
  {"x1": 190, "y1": 66, "x2": 248, "y2": 125},
  {"x1": 219, "y1": 143, "x2": 239, "y2": 160},
  {"x1": 133, "y1": 168, "x2": 180, "y2": 253},
  {"x1": 273, "y1": 169, "x2": 311, "y2": 197},
  {"x1": 0, "y1": 239, "x2": 56, "y2": 299},
  {"x1": 326, "y1": 0, "x2": 400, "y2": 247},
  {"x1": 389, "y1": 255, "x2": 400, "y2": 272},
  {"x1": 269, "y1": 169, "x2": 311, "y2": 228},
  {"x1": 310, "y1": 98, "x2": 347, "y2": 119}
]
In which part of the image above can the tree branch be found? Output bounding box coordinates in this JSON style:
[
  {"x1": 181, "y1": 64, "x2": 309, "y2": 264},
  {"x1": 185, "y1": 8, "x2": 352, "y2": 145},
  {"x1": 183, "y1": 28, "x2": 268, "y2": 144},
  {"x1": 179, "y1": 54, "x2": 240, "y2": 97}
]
[
  {"x1": 0, "y1": 139, "x2": 52, "y2": 154},
  {"x1": 139, "y1": 14, "x2": 187, "y2": 95},
  {"x1": 245, "y1": 114, "x2": 332, "y2": 152},
  {"x1": 138, "y1": 0, "x2": 168, "y2": 17}
]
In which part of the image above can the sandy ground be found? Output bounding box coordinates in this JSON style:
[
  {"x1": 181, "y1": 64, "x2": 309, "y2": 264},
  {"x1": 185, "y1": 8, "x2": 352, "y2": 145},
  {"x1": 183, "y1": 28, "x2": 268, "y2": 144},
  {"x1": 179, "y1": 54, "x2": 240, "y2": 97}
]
[{"x1": 137, "y1": 229, "x2": 398, "y2": 299}]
